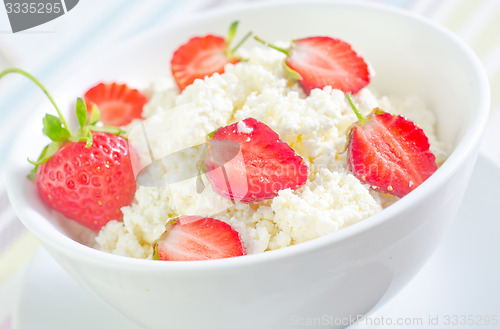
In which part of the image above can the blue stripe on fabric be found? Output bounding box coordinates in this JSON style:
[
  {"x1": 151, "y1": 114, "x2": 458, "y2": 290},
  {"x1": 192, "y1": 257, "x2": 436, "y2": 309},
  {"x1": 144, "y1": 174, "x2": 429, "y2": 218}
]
[
  {"x1": 0, "y1": 0, "x2": 187, "y2": 169},
  {"x1": 0, "y1": 132, "x2": 16, "y2": 170},
  {"x1": 124, "y1": 0, "x2": 183, "y2": 38},
  {"x1": 0, "y1": 0, "x2": 139, "y2": 118},
  {"x1": 0, "y1": 1, "x2": 139, "y2": 168},
  {"x1": 0, "y1": 0, "x2": 186, "y2": 124}
]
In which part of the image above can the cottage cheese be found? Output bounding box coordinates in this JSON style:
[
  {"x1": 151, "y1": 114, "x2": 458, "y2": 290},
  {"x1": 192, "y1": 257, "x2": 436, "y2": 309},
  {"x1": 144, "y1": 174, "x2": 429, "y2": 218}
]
[{"x1": 95, "y1": 45, "x2": 447, "y2": 258}]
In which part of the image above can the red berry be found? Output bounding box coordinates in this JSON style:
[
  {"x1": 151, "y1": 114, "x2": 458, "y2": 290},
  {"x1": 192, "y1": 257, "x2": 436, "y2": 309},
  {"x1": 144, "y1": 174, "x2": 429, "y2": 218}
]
[
  {"x1": 1, "y1": 69, "x2": 138, "y2": 231},
  {"x1": 204, "y1": 118, "x2": 308, "y2": 203},
  {"x1": 153, "y1": 216, "x2": 246, "y2": 261},
  {"x1": 84, "y1": 82, "x2": 147, "y2": 127},
  {"x1": 256, "y1": 36, "x2": 371, "y2": 95},
  {"x1": 36, "y1": 132, "x2": 136, "y2": 231},
  {"x1": 346, "y1": 107, "x2": 437, "y2": 198},
  {"x1": 171, "y1": 34, "x2": 240, "y2": 91}
]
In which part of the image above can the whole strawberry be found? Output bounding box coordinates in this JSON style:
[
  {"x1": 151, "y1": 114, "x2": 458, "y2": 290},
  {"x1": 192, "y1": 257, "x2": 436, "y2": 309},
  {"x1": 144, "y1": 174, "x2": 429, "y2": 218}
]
[
  {"x1": 10, "y1": 71, "x2": 139, "y2": 231},
  {"x1": 36, "y1": 131, "x2": 135, "y2": 231}
]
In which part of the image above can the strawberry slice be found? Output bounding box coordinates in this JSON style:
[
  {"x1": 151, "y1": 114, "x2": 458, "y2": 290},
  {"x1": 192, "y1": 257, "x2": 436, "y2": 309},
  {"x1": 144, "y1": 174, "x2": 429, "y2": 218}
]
[
  {"x1": 153, "y1": 216, "x2": 246, "y2": 261},
  {"x1": 345, "y1": 94, "x2": 437, "y2": 197},
  {"x1": 171, "y1": 21, "x2": 250, "y2": 91},
  {"x1": 204, "y1": 118, "x2": 308, "y2": 203},
  {"x1": 83, "y1": 82, "x2": 147, "y2": 127},
  {"x1": 255, "y1": 36, "x2": 370, "y2": 95}
]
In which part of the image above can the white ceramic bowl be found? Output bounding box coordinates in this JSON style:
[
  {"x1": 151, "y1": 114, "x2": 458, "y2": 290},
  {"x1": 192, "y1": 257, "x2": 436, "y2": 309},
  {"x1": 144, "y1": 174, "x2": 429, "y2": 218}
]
[{"x1": 6, "y1": 1, "x2": 489, "y2": 328}]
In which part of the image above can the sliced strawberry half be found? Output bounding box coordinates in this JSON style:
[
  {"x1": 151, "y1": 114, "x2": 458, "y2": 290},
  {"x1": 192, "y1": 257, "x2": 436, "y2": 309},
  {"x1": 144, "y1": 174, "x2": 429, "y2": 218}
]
[
  {"x1": 345, "y1": 94, "x2": 437, "y2": 197},
  {"x1": 153, "y1": 216, "x2": 246, "y2": 261},
  {"x1": 255, "y1": 36, "x2": 370, "y2": 95},
  {"x1": 204, "y1": 118, "x2": 308, "y2": 203},
  {"x1": 171, "y1": 21, "x2": 250, "y2": 91},
  {"x1": 83, "y1": 82, "x2": 147, "y2": 127},
  {"x1": 171, "y1": 35, "x2": 238, "y2": 91}
]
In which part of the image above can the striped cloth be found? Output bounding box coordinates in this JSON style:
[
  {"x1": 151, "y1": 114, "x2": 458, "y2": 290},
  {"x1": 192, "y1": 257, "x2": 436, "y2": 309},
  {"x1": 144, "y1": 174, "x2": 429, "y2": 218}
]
[{"x1": 0, "y1": 0, "x2": 499, "y2": 328}]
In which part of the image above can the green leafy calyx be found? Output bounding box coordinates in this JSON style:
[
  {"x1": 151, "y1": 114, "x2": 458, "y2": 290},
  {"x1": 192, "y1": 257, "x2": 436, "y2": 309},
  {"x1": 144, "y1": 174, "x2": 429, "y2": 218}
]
[
  {"x1": 0, "y1": 68, "x2": 126, "y2": 178},
  {"x1": 32, "y1": 97, "x2": 126, "y2": 168}
]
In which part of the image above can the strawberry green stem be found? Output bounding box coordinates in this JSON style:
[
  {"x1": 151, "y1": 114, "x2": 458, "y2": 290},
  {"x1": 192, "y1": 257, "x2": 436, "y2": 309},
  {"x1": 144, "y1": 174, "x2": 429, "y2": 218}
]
[
  {"x1": 254, "y1": 36, "x2": 289, "y2": 55},
  {"x1": 345, "y1": 93, "x2": 366, "y2": 124},
  {"x1": 0, "y1": 68, "x2": 71, "y2": 132},
  {"x1": 230, "y1": 31, "x2": 252, "y2": 54},
  {"x1": 226, "y1": 21, "x2": 252, "y2": 56},
  {"x1": 227, "y1": 21, "x2": 239, "y2": 46}
]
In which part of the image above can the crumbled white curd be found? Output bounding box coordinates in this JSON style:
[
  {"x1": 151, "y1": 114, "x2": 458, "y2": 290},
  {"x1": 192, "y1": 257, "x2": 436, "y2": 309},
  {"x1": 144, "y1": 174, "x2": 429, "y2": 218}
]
[{"x1": 95, "y1": 45, "x2": 448, "y2": 258}]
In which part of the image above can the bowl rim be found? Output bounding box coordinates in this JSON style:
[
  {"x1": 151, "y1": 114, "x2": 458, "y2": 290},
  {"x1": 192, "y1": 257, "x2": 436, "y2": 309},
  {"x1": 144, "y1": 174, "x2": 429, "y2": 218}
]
[{"x1": 5, "y1": 0, "x2": 491, "y2": 272}]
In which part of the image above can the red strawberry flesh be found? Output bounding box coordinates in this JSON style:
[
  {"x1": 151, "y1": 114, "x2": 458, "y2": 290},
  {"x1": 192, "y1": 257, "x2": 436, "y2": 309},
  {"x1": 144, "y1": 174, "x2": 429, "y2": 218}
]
[
  {"x1": 204, "y1": 118, "x2": 308, "y2": 203},
  {"x1": 171, "y1": 35, "x2": 239, "y2": 91},
  {"x1": 154, "y1": 216, "x2": 246, "y2": 261},
  {"x1": 84, "y1": 82, "x2": 147, "y2": 127},
  {"x1": 36, "y1": 132, "x2": 136, "y2": 231},
  {"x1": 347, "y1": 109, "x2": 437, "y2": 197},
  {"x1": 286, "y1": 36, "x2": 370, "y2": 95}
]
